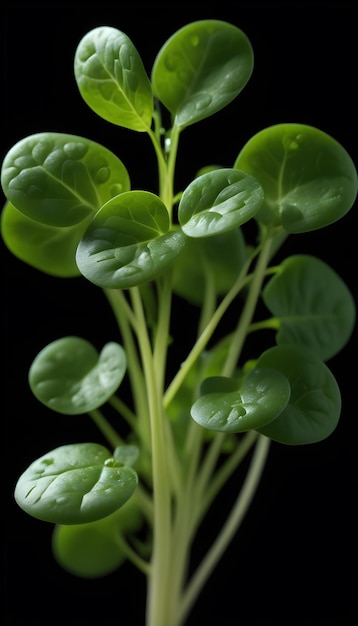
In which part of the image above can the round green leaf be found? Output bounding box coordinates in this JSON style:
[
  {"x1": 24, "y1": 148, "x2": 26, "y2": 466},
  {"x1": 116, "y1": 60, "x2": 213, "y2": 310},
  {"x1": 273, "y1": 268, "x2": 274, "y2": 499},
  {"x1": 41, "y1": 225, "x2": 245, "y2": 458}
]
[
  {"x1": 178, "y1": 168, "x2": 264, "y2": 237},
  {"x1": 74, "y1": 26, "x2": 153, "y2": 131},
  {"x1": 255, "y1": 345, "x2": 341, "y2": 444},
  {"x1": 151, "y1": 20, "x2": 253, "y2": 128},
  {"x1": 14, "y1": 442, "x2": 138, "y2": 524},
  {"x1": 172, "y1": 228, "x2": 247, "y2": 305},
  {"x1": 1, "y1": 132, "x2": 130, "y2": 227},
  {"x1": 234, "y1": 123, "x2": 357, "y2": 233},
  {"x1": 52, "y1": 520, "x2": 126, "y2": 578},
  {"x1": 76, "y1": 191, "x2": 185, "y2": 289},
  {"x1": 29, "y1": 337, "x2": 127, "y2": 415},
  {"x1": 263, "y1": 254, "x2": 356, "y2": 361},
  {"x1": 52, "y1": 495, "x2": 143, "y2": 578},
  {"x1": 190, "y1": 368, "x2": 291, "y2": 433},
  {"x1": 1, "y1": 201, "x2": 91, "y2": 277}
]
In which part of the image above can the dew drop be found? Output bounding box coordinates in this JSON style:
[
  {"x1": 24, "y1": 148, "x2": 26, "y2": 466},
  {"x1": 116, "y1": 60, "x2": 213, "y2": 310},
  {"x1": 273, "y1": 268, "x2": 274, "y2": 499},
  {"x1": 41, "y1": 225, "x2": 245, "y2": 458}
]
[
  {"x1": 110, "y1": 183, "x2": 124, "y2": 196},
  {"x1": 64, "y1": 141, "x2": 88, "y2": 160},
  {"x1": 190, "y1": 35, "x2": 200, "y2": 47},
  {"x1": 195, "y1": 94, "x2": 212, "y2": 110},
  {"x1": 164, "y1": 53, "x2": 181, "y2": 72},
  {"x1": 94, "y1": 166, "x2": 110, "y2": 184}
]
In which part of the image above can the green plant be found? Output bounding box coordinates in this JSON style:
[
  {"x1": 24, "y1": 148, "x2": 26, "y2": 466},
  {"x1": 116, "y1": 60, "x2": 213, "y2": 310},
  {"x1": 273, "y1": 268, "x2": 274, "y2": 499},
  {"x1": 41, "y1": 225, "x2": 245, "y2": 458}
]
[{"x1": 2, "y1": 18, "x2": 356, "y2": 626}]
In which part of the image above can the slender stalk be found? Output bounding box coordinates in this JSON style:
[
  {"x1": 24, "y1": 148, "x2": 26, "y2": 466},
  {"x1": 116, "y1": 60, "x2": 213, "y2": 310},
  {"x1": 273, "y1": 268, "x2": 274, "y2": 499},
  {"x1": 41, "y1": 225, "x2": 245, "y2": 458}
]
[
  {"x1": 130, "y1": 287, "x2": 173, "y2": 626},
  {"x1": 108, "y1": 394, "x2": 137, "y2": 430},
  {"x1": 104, "y1": 287, "x2": 151, "y2": 446},
  {"x1": 179, "y1": 435, "x2": 271, "y2": 626},
  {"x1": 163, "y1": 257, "x2": 254, "y2": 409},
  {"x1": 88, "y1": 408, "x2": 123, "y2": 448},
  {"x1": 199, "y1": 430, "x2": 259, "y2": 521},
  {"x1": 221, "y1": 235, "x2": 275, "y2": 378},
  {"x1": 114, "y1": 532, "x2": 151, "y2": 576}
]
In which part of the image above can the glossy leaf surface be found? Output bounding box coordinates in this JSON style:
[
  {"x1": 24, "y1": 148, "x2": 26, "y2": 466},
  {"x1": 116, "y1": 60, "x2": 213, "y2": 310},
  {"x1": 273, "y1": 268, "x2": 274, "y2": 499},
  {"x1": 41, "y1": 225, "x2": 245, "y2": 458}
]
[
  {"x1": 172, "y1": 228, "x2": 247, "y2": 305},
  {"x1": 151, "y1": 20, "x2": 253, "y2": 128},
  {"x1": 178, "y1": 168, "x2": 263, "y2": 237},
  {"x1": 190, "y1": 368, "x2": 291, "y2": 433},
  {"x1": 255, "y1": 345, "x2": 341, "y2": 444},
  {"x1": 1, "y1": 201, "x2": 90, "y2": 277},
  {"x1": 76, "y1": 191, "x2": 185, "y2": 289},
  {"x1": 263, "y1": 255, "x2": 356, "y2": 361},
  {"x1": 74, "y1": 26, "x2": 153, "y2": 131},
  {"x1": 14, "y1": 443, "x2": 138, "y2": 524},
  {"x1": 29, "y1": 337, "x2": 127, "y2": 415},
  {"x1": 234, "y1": 124, "x2": 357, "y2": 233},
  {"x1": 1, "y1": 132, "x2": 130, "y2": 227}
]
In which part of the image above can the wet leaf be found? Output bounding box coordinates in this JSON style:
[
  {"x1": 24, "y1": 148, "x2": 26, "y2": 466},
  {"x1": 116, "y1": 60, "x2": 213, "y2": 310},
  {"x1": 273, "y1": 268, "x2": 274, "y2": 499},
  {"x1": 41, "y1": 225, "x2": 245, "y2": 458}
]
[{"x1": 14, "y1": 443, "x2": 138, "y2": 524}]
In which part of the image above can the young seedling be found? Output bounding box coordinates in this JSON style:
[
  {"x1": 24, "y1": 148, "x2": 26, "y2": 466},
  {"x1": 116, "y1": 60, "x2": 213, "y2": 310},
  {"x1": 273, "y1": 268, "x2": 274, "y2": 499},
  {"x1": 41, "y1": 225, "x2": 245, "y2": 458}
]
[{"x1": 2, "y1": 19, "x2": 356, "y2": 626}]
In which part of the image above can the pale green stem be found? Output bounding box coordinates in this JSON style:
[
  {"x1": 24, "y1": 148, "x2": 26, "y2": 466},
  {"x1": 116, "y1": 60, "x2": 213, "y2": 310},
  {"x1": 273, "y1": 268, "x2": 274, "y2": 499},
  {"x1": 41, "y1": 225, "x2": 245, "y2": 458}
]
[
  {"x1": 114, "y1": 532, "x2": 151, "y2": 576},
  {"x1": 248, "y1": 317, "x2": 280, "y2": 332},
  {"x1": 221, "y1": 236, "x2": 275, "y2": 378},
  {"x1": 147, "y1": 127, "x2": 170, "y2": 207},
  {"x1": 192, "y1": 432, "x2": 226, "y2": 515},
  {"x1": 164, "y1": 124, "x2": 181, "y2": 216},
  {"x1": 130, "y1": 287, "x2": 172, "y2": 626},
  {"x1": 167, "y1": 477, "x2": 197, "y2": 626},
  {"x1": 108, "y1": 394, "x2": 137, "y2": 430},
  {"x1": 154, "y1": 272, "x2": 184, "y2": 498},
  {"x1": 134, "y1": 484, "x2": 154, "y2": 526},
  {"x1": 179, "y1": 435, "x2": 271, "y2": 626},
  {"x1": 104, "y1": 287, "x2": 150, "y2": 444},
  {"x1": 88, "y1": 408, "x2": 123, "y2": 449},
  {"x1": 163, "y1": 258, "x2": 254, "y2": 410},
  {"x1": 198, "y1": 430, "x2": 259, "y2": 522}
]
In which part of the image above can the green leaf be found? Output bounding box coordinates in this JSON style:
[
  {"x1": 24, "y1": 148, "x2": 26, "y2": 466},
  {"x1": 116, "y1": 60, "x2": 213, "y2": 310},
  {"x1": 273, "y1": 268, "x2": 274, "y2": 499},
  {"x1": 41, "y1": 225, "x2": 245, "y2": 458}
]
[
  {"x1": 190, "y1": 368, "x2": 291, "y2": 433},
  {"x1": 52, "y1": 519, "x2": 126, "y2": 578},
  {"x1": 178, "y1": 168, "x2": 263, "y2": 237},
  {"x1": 263, "y1": 255, "x2": 356, "y2": 361},
  {"x1": 52, "y1": 495, "x2": 143, "y2": 578},
  {"x1": 234, "y1": 123, "x2": 357, "y2": 233},
  {"x1": 255, "y1": 345, "x2": 341, "y2": 444},
  {"x1": 1, "y1": 132, "x2": 130, "y2": 227},
  {"x1": 1, "y1": 201, "x2": 90, "y2": 277},
  {"x1": 74, "y1": 26, "x2": 153, "y2": 131},
  {"x1": 172, "y1": 228, "x2": 247, "y2": 305},
  {"x1": 113, "y1": 444, "x2": 139, "y2": 467},
  {"x1": 29, "y1": 337, "x2": 127, "y2": 415},
  {"x1": 151, "y1": 19, "x2": 253, "y2": 128},
  {"x1": 76, "y1": 191, "x2": 185, "y2": 289},
  {"x1": 14, "y1": 443, "x2": 138, "y2": 524}
]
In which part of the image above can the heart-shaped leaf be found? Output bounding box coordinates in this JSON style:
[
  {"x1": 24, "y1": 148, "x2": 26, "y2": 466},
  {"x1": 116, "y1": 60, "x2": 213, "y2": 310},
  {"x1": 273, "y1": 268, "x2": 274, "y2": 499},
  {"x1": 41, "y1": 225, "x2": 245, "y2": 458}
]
[
  {"x1": 74, "y1": 26, "x2": 153, "y2": 131},
  {"x1": 255, "y1": 345, "x2": 341, "y2": 444},
  {"x1": 190, "y1": 368, "x2": 291, "y2": 433},
  {"x1": 151, "y1": 20, "x2": 253, "y2": 128},
  {"x1": 14, "y1": 442, "x2": 138, "y2": 524},
  {"x1": 263, "y1": 255, "x2": 356, "y2": 361},
  {"x1": 1, "y1": 201, "x2": 91, "y2": 277},
  {"x1": 234, "y1": 123, "x2": 357, "y2": 233},
  {"x1": 29, "y1": 337, "x2": 127, "y2": 415},
  {"x1": 178, "y1": 168, "x2": 263, "y2": 237},
  {"x1": 76, "y1": 191, "x2": 185, "y2": 289},
  {"x1": 172, "y1": 228, "x2": 247, "y2": 305},
  {"x1": 1, "y1": 132, "x2": 130, "y2": 227}
]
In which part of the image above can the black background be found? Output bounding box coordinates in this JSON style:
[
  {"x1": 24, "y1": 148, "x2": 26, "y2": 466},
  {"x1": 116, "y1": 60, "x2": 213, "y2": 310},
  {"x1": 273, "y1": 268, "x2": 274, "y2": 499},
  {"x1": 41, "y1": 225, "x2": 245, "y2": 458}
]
[{"x1": 1, "y1": 2, "x2": 357, "y2": 624}]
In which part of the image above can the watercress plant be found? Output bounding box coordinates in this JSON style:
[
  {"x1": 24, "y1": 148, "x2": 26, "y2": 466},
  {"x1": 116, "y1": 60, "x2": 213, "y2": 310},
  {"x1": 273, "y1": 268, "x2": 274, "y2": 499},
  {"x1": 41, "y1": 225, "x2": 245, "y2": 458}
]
[{"x1": 2, "y1": 19, "x2": 356, "y2": 626}]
